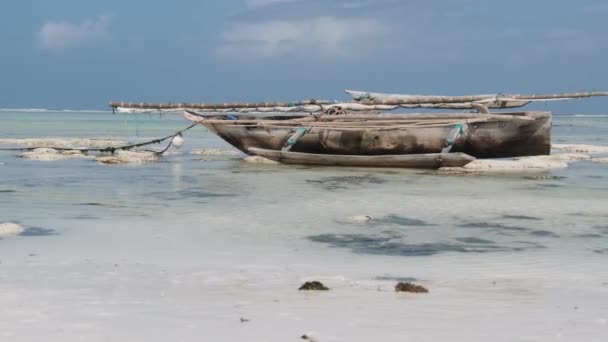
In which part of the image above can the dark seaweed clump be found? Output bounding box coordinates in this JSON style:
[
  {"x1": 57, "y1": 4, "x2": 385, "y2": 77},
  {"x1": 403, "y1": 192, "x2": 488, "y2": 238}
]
[
  {"x1": 309, "y1": 234, "x2": 507, "y2": 256},
  {"x1": 501, "y1": 215, "x2": 541, "y2": 221},
  {"x1": 529, "y1": 230, "x2": 560, "y2": 238},
  {"x1": 71, "y1": 214, "x2": 100, "y2": 220},
  {"x1": 455, "y1": 237, "x2": 495, "y2": 244},
  {"x1": 308, "y1": 232, "x2": 547, "y2": 256},
  {"x1": 306, "y1": 175, "x2": 385, "y2": 190},
  {"x1": 534, "y1": 183, "x2": 564, "y2": 189},
  {"x1": 458, "y1": 222, "x2": 529, "y2": 231},
  {"x1": 573, "y1": 233, "x2": 604, "y2": 239},
  {"x1": 299, "y1": 281, "x2": 329, "y2": 291},
  {"x1": 395, "y1": 282, "x2": 428, "y2": 293},
  {"x1": 76, "y1": 202, "x2": 105, "y2": 206},
  {"x1": 371, "y1": 214, "x2": 434, "y2": 227},
  {"x1": 20, "y1": 227, "x2": 56, "y2": 236},
  {"x1": 523, "y1": 175, "x2": 566, "y2": 181}
]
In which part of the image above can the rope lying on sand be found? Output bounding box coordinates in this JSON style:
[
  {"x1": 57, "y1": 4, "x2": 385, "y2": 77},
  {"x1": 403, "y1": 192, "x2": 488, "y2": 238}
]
[{"x1": 0, "y1": 123, "x2": 199, "y2": 155}]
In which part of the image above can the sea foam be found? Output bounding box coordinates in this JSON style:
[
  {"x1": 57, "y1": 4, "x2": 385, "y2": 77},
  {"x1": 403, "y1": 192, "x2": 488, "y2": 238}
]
[
  {"x1": 439, "y1": 154, "x2": 588, "y2": 173},
  {"x1": 191, "y1": 148, "x2": 240, "y2": 156},
  {"x1": 20, "y1": 148, "x2": 94, "y2": 161},
  {"x1": 552, "y1": 144, "x2": 608, "y2": 154},
  {"x1": 0, "y1": 138, "x2": 125, "y2": 149},
  {"x1": 592, "y1": 157, "x2": 608, "y2": 165}
]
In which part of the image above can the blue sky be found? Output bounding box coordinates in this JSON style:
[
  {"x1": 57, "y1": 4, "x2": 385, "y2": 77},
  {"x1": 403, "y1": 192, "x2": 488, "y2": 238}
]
[{"x1": 1, "y1": 0, "x2": 607, "y2": 111}]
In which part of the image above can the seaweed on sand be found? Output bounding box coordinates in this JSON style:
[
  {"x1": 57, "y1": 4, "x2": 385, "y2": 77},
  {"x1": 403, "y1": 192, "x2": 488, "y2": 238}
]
[
  {"x1": 299, "y1": 281, "x2": 330, "y2": 291},
  {"x1": 395, "y1": 282, "x2": 429, "y2": 293}
]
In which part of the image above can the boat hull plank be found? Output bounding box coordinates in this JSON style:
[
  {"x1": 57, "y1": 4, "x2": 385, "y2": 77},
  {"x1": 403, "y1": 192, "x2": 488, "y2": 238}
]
[{"x1": 203, "y1": 111, "x2": 551, "y2": 159}]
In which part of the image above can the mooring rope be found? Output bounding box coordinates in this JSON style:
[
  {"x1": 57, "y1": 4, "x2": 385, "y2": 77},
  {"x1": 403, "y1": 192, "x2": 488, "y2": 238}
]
[{"x1": 0, "y1": 123, "x2": 199, "y2": 155}]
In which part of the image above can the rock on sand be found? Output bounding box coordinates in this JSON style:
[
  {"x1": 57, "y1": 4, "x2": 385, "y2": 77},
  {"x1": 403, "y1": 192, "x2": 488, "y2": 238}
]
[
  {"x1": 96, "y1": 151, "x2": 158, "y2": 164},
  {"x1": 20, "y1": 148, "x2": 93, "y2": 161},
  {"x1": 439, "y1": 154, "x2": 590, "y2": 173},
  {"x1": 242, "y1": 156, "x2": 279, "y2": 164},
  {"x1": 0, "y1": 222, "x2": 24, "y2": 237},
  {"x1": 552, "y1": 144, "x2": 608, "y2": 154}
]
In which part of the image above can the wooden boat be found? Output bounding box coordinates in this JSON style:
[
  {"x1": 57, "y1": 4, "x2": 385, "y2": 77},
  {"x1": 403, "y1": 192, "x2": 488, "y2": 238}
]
[
  {"x1": 199, "y1": 112, "x2": 550, "y2": 159},
  {"x1": 196, "y1": 111, "x2": 551, "y2": 159},
  {"x1": 109, "y1": 90, "x2": 608, "y2": 164},
  {"x1": 248, "y1": 147, "x2": 475, "y2": 168}
]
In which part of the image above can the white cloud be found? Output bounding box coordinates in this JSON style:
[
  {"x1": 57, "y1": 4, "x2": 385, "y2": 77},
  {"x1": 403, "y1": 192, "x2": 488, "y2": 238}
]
[
  {"x1": 218, "y1": 16, "x2": 388, "y2": 59},
  {"x1": 38, "y1": 15, "x2": 111, "y2": 52},
  {"x1": 246, "y1": 0, "x2": 297, "y2": 8}
]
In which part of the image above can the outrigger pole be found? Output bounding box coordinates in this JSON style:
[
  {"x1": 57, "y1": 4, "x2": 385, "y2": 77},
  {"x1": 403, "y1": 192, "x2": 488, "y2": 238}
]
[
  {"x1": 110, "y1": 91, "x2": 608, "y2": 113},
  {"x1": 346, "y1": 90, "x2": 608, "y2": 105}
]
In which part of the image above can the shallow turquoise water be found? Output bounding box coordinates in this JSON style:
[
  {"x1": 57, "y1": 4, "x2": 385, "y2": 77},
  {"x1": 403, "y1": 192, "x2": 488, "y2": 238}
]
[
  {"x1": 1, "y1": 111, "x2": 607, "y2": 257},
  {"x1": 1, "y1": 110, "x2": 608, "y2": 341}
]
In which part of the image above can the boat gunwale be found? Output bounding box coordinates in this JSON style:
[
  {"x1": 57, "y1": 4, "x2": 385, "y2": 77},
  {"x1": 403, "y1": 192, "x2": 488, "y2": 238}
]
[
  {"x1": 200, "y1": 114, "x2": 547, "y2": 132},
  {"x1": 198, "y1": 111, "x2": 548, "y2": 126}
]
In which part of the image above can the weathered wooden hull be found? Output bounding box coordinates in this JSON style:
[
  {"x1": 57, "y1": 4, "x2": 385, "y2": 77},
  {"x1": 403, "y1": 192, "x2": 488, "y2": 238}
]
[
  {"x1": 249, "y1": 148, "x2": 475, "y2": 169},
  {"x1": 201, "y1": 111, "x2": 551, "y2": 159}
]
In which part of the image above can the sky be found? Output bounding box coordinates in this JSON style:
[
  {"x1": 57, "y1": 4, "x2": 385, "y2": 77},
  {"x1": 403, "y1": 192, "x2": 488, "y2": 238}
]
[{"x1": 0, "y1": 0, "x2": 607, "y2": 112}]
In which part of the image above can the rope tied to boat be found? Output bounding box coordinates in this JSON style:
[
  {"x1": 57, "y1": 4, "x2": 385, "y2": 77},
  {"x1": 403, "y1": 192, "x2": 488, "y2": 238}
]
[
  {"x1": 355, "y1": 92, "x2": 374, "y2": 101},
  {"x1": 0, "y1": 123, "x2": 199, "y2": 156},
  {"x1": 282, "y1": 127, "x2": 310, "y2": 151},
  {"x1": 324, "y1": 106, "x2": 347, "y2": 115},
  {"x1": 471, "y1": 103, "x2": 490, "y2": 114},
  {"x1": 441, "y1": 123, "x2": 466, "y2": 153}
]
